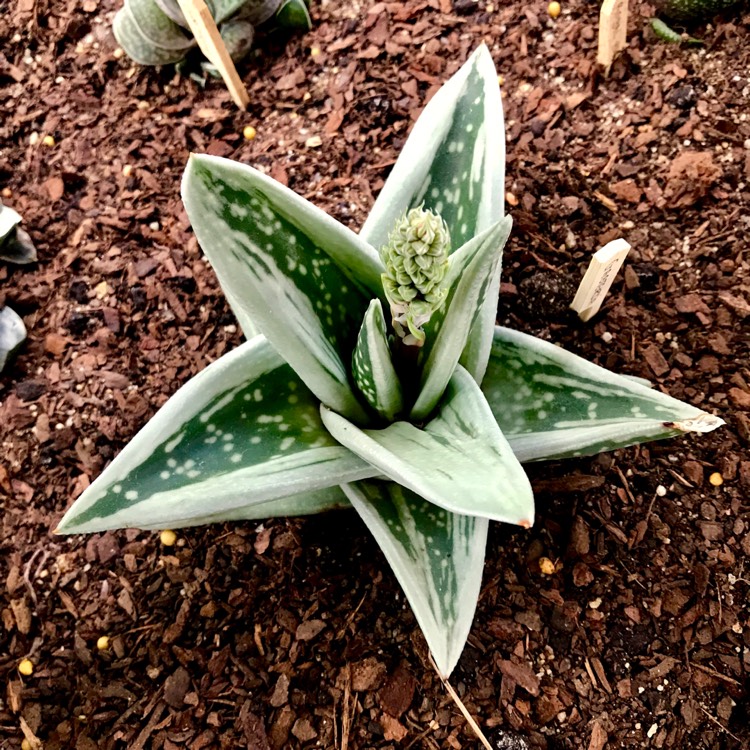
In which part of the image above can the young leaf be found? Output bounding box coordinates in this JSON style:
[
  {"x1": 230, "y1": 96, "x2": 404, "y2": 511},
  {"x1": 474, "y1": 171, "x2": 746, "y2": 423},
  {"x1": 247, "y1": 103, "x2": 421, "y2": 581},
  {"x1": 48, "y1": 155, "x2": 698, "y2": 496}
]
[
  {"x1": 322, "y1": 366, "x2": 534, "y2": 526},
  {"x1": 114, "y1": 8, "x2": 190, "y2": 65},
  {"x1": 361, "y1": 45, "x2": 505, "y2": 254},
  {"x1": 485, "y1": 326, "x2": 725, "y2": 462},
  {"x1": 275, "y1": 0, "x2": 312, "y2": 30},
  {"x1": 125, "y1": 0, "x2": 194, "y2": 50},
  {"x1": 343, "y1": 480, "x2": 488, "y2": 678},
  {"x1": 56, "y1": 336, "x2": 376, "y2": 535},
  {"x1": 0, "y1": 307, "x2": 26, "y2": 373},
  {"x1": 182, "y1": 154, "x2": 384, "y2": 422},
  {"x1": 352, "y1": 300, "x2": 404, "y2": 422},
  {"x1": 410, "y1": 217, "x2": 511, "y2": 421}
]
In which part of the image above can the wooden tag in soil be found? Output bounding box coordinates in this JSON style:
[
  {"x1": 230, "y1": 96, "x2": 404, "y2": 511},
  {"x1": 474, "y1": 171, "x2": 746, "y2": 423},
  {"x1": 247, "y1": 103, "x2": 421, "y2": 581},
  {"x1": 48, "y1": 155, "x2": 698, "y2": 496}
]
[
  {"x1": 570, "y1": 238, "x2": 630, "y2": 321},
  {"x1": 177, "y1": 0, "x2": 249, "y2": 109},
  {"x1": 598, "y1": 0, "x2": 629, "y2": 74}
]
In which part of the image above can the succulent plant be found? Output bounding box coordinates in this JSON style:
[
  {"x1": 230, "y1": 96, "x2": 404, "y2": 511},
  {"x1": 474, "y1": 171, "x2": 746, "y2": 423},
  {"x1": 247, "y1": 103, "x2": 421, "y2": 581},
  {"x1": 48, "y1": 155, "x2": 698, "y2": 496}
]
[
  {"x1": 654, "y1": 0, "x2": 740, "y2": 22},
  {"x1": 56, "y1": 47, "x2": 724, "y2": 677},
  {"x1": 114, "y1": 0, "x2": 311, "y2": 70},
  {"x1": 0, "y1": 200, "x2": 37, "y2": 265},
  {"x1": 0, "y1": 306, "x2": 26, "y2": 374}
]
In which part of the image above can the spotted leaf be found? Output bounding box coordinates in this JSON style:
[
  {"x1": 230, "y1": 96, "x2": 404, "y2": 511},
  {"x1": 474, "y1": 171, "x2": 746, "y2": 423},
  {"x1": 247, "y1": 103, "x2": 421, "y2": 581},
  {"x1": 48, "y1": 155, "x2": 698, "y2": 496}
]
[
  {"x1": 125, "y1": 0, "x2": 194, "y2": 50},
  {"x1": 182, "y1": 154, "x2": 385, "y2": 422},
  {"x1": 485, "y1": 327, "x2": 725, "y2": 463},
  {"x1": 56, "y1": 336, "x2": 376, "y2": 534},
  {"x1": 343, "y1": 480, "x2": 487, "y2": 677},
  {"x1": 411, "y1": 217, "x2": 511, "y2": 421},
  {"x1": 114, "y1": 8, "x2": 191, "y2": 65},
  {"x1": 351, "y1": 300, "x2": 404, "y2": 422},
  {"x1": 361, "y1": 45, "x2": 504, "y2": 253},
  {"x1": 322, "y1": 366, "x2": 534, "y2": 526}
]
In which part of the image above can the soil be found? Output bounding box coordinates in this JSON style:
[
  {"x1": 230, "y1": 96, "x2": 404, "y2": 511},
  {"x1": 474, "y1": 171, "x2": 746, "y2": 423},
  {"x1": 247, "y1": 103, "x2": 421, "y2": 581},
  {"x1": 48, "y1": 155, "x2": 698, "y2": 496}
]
[{"x1": 1, "y1": 1, "x2": 749, "y2": 748}]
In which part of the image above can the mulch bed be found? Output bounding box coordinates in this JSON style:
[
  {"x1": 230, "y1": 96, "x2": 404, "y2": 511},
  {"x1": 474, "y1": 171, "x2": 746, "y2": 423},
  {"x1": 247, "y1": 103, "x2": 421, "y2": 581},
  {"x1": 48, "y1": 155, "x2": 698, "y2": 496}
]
[{"x1": 1, "y1": 0, "x2": 749, "y2": 748}]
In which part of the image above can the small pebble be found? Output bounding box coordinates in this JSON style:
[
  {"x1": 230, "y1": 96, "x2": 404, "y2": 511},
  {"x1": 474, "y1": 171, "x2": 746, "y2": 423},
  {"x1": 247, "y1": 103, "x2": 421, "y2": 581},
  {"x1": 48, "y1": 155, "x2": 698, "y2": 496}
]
[
  {"x1": 29, "y1": 132, "x2": 40, "y2": 146},
  {"x1": 548, "y1": 1, "x2": 561, "y2": 18},
  {"x1": 149, "y1": 221, "x2": 160, "y2": 231},
  {"x1": 122, "y1": 164, "x2": 133, "y2": 177},
  {"x1": 18, "y1": 658, "x2": 34, "y2": 676},
  {"x1": 310, "y1": 46, "x2": 321, "y2": 57},
  {"x1": 42, "y1": 135, "x2": 55, "y2": 147},
  {"x1": 160, "y1": 529, "x2": 177, "y2": 546},
  {"x1": 539, "y1": 557, "x2": 556, "y2": 575},
  {"x1": 601, "y1": 331, "x2": 613, "y2": 343},
  {"x1": 243, "y1": 125, "x2": 256, "y2": 141},
  {"x1": 22, "y1": 740, "x2": 32, "y2": 750},
  {"x1": 505, "y1": 191, "x2": 519, "y2": 207},
  {"x1": 656, "y1": 485, "x2": 667, "y2": 497},
  {"x1": 709, "y1": 472, "x2": 723, "y2": 486},
  {"x1": 114, "y1": 47, "x2": 124, "y2": 59},
  {"x1": 96, "y1": 636, "x2": 110, "y2": 651},
  {"x1": 1, "y1": 187, "x2": 12, "y2": 198}
]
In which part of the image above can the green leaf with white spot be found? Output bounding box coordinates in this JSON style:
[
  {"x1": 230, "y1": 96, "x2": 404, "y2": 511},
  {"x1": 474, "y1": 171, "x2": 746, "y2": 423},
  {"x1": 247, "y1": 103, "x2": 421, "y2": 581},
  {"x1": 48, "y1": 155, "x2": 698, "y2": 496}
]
[
  {"x1": 485, "y1": 327, "x2": 725, "y2": 463},
  {"x1": 361, "y1": 45, "x2": 505, "y2": 254},
  {"x1": 322, "y1": 366, "x2": 534, "y2": 526},
  {"x1": 125, "y1": 0, "x2": 194, "y2": 50},
  {"x1": 352, "y1": 300, "x2": 404, "y2": 422},
  {"x1": 56, "y1": 336, "x2": 377, "y2": 535},
  {"x1": 114, "y1": 8, "x2": 191, "y2": 65},
  {"x1": 410, "y1": 217, "x2": 510, "y2": 422},
  {"x1": 182, "y1": 154, "x2": 385, "y2": 422},
  {"x1": 342, "y1": 480, "x2": 487, "y2": 677}
]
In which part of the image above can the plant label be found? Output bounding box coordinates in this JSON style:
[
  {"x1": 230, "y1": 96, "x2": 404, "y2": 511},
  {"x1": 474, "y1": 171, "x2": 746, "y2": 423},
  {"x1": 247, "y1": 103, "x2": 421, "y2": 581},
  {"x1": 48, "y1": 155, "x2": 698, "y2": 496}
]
[
  {"x1": 570, "y1": 238, "x2": 631, "y2": 321},
  {"x1": 597, "y1": 0, "x2": 629, "y2": 74}
]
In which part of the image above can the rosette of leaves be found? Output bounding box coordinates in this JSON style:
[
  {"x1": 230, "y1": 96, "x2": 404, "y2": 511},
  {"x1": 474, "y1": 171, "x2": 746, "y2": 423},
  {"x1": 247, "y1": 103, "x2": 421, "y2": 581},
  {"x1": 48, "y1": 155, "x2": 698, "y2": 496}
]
[
  {"x1": 113, "y1": 0, "x2": 311, "y2": 69},
  {"x1": 57, "y1": 47, "x2": 724, "y2": 677}
]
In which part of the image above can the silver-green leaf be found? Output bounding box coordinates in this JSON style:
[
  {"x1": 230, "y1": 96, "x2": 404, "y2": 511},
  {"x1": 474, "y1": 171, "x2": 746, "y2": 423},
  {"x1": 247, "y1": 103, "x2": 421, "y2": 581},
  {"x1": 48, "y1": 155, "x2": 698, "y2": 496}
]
[
  {"x1": 114, "y1": 8, "x2": 191, "y2": 65},
  {"x1": 486, "y1": 326, "x2": 725, "y2": 462},
  {"x1": 322, "y1": 365, "x2": 534, "y2": 526},
  {"x1": 361, "y1": 45, "x2": 505, "y2": 254},
  {"x1": 56, "y1": 336, "x2": 376, "y2": 534},
  {"x1": 182, "y1": 154, "x2": 385, "y2": 422},
  {"x1": 411, "y1": 217, "x2": 511, "y2": 421},
  {"x1": 352, "y1": 299, "x2": 404, "y2": 422},
  {"x1": 343, "y1": 480, "x2": 487, "y2": 678},
  {"x1": 0, "y1": 307, "x2": 26, "y2": 373},
  {"x1": 125, "y1": 0, "x2": 194, "y2": 50}
]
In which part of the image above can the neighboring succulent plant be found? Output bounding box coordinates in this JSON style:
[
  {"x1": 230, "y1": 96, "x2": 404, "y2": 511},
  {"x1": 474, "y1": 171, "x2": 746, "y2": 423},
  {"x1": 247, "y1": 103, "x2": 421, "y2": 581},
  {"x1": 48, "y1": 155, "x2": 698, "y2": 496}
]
[
  {"x1": 56, "y1": 47, "x2": 724, "y2": 677},
  {"x1": 114, "y1": 0, "x2": 311, "y2": 70},
  {"x1": 0, "y1": 200, "x2": 33, "y2": 372},
  {"x1": 654, "y1": 0, "x2": 740, "y2": 22},
  {"x1": 0, "y1": 200, "x2": 37, "y2": 265}
]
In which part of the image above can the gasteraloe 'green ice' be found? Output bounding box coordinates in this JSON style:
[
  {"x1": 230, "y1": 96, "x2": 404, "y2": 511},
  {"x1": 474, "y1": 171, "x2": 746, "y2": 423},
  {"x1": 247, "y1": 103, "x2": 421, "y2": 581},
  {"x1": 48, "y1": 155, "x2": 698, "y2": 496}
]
[{"x1": 57, "y1": 46, "x2": 724, "y2": 678}]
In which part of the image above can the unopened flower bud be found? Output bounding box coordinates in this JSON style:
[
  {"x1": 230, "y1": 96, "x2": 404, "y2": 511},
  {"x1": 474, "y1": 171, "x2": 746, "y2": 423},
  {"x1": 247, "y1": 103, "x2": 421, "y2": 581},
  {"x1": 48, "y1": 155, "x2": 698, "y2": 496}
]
[{"x1": 380, "y1": 206, "x2": 450, "y2": 345}]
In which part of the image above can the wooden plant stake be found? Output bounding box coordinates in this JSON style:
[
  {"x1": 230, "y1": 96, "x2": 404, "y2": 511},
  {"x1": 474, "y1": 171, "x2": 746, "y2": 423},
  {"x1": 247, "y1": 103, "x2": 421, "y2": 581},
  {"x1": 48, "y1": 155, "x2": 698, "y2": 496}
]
[
  {"x1": 597, "y1": 0, "x2": 629, "y2": 75},
  {"x1": 177, "y1": 0, "x2": 249, "y2": 109},
  {"x1": 570, "y1": 238, "x2": 631, "y2": 321}
]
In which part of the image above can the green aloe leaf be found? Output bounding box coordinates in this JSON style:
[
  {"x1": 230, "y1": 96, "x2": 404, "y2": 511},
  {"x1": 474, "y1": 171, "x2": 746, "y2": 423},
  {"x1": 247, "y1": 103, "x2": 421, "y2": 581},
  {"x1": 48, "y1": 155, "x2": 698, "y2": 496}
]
[
  {"x1": 275, "y1": 0, "x2": 312, "y2": 30},
  {"x1": 235, "y1": 0, "x2": 281, "y2": 25},
  {"x1": 182, "y1": 154, "x2": 385, "y2": 422},
  {"x1": 322, "y1": 366, "x2": 534, "y2": 526},
  {"x1": 114, "y1": 8, "x2": 191, "y2": 65},
  {"x1": 343, "y1": 480, "x2": 487, "y2": 678},
  {"x1": 411, "y1": 217, "x2": 511, "y2": 421},
  {"x1": 486, "y1": 327, "x2": 725, "y2": 462},
  {"x1": 361, "y1": 45, "x2": 504, "y2": 254},
  {"x1": 0, "y1": 307, "x2": 26, "y2": 373},
  {"x1": 125, "y1": 0, "x2": 194, "y2": 50},
  {"x1": 56, "y1": 336, "x2": 376, "y2": 535},
  {"x1": 352, "y1": 300, "x2": 404, "y2": 422}
]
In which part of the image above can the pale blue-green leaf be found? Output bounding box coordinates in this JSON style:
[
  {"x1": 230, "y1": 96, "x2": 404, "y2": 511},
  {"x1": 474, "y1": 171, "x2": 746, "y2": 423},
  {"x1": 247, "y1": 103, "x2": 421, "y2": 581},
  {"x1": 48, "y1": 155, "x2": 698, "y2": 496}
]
[
  {"x1": 322, "y1": 366, "x2": 534, "y2": 526},
  {"x1": 343, "y1": 480, "x2": 487, "y2": 677},
  {"x1": 114, "y1": 8, "x2": 191, "y2": 65},
  {"x1": 274, "y1": 0, "x2": 312, "y2": 30},
  {"x1": 153, "y1": 0, "x2": 188, "y2": 26},
  {"x1": 485, "y1": 327, "x2": 725, "y2": 462},
  {"x1": 126, "y1": 0, "x2": 195, "y2": 50},
  {"x1": 410, "y1": 217, "x2": 510, "y2": 421},
  {"x1": 0, "y1": 307, "x2": 26, "y2": 373},
  {"x1": 352, "y1": 299, "x2": 404, "y2": 422},
  {"x1": 182, "y1": 154, "x2": 384, "y2": 422},
  {"x1": 361, "y1": 45, "x2": 504, "y2": 254},
  {"x1": 56, "y1": 336, "x2": 376, "y2": 535}
]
